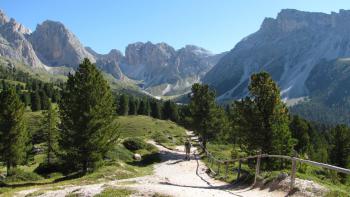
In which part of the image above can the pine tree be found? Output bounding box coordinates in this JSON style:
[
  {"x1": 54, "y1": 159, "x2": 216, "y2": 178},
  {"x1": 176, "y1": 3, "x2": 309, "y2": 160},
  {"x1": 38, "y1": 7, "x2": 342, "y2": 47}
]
[
  {"x1": 150, "y1": 100, "x2": 161, "y2": 119},
  {"x1": 39, "y1": 90, "x2": 50, "y2": 110},
  {"x1": 329, "y1": 125, "x2": 350, "y2": 168},
  {"x1": 290, "y1": 115, "x2": 310, "y2": 154},
  {"x1": 20, "y1": 93, "x2": 31, "y2": 107},
  {"x1": 31, "y1": 91, "x2": 41, "y2": 111},
  {"x1": 138, "y1": 100, "x2": 150, "y2": 115},
  {"x1": 59, "y1": 58, "x2": 119, "y2": 173},
  {"x1": 128, "y1": 96, "x2": 137, "y2": 115},
  {"x1": 234, "y1": 72, "x2": 295, "y2": 159},
  {"x1": 42, "y1": 101, "x2": 59, "y2": 165},
  {"x1": 188, "y1": 84, "x2": 224, "y2": 148},
  {"x1": 162, "y1": 100, "x2": 179, "y2": 122},
  {"x1": 118, "y1": 94, "x2": 129, "y2": 116},
  {"x1": 0, "y1": 87, "x2": 28, "y2": 176}
]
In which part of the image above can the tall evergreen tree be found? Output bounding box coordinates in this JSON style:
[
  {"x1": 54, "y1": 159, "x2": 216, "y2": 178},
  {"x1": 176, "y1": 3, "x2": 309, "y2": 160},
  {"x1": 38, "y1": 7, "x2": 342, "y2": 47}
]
[
  {"x1": 234, "y1": 72, "x2": 295, "y2": 158},
  {"x1": 162, "y1": 100, "x2": 179, "y2": 122},
  {"x1": 329, "y1": 125, "x2": 350, "y2": 169},
  {"x1": 0, "y1": 87, "x2": 28, "y2": 175},
  {"x1": 128, "y1": 96, "x2": 137, "y2": 115},
  {"x1": 188, "y1": 84, "x2": 224, "y2": 148},
  {"x1": 290, "y1": 115, "x2": 310, "y2": 154},
  {"x1": 42, "y1": 101, "x2": 59, "y2": 165},
  {"x1": 20, "y1": 93, "x2": 31, "y2": 107},
  {"x1": 31, "y1": 91, "x2": 41, "y2": 111},
  {"x1": 39, "y1": 90, "x2": 50, "y2": 110},
  {"x1": 150, "y1": 100, "x2": 161, "y2": 119},
  {"x1": 59, "y1": 58, "x2": 119, "y2": 173},
  {"x1": 118, "y1": 94, "x2": 129, "y2": 115},
  {"x1": 138, "y1": 99, "x2": 150, "y2": 115}
]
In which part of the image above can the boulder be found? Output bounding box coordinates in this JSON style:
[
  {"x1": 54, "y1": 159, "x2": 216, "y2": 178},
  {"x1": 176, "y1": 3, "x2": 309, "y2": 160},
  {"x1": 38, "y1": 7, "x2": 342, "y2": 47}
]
[{"x1": 133, "y1": 153, "x2": 142, "y2": 161}]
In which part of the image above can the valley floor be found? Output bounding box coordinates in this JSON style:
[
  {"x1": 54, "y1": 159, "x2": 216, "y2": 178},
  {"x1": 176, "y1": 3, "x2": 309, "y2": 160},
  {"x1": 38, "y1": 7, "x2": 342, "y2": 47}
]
[{"x1": 15, "y1": 135, "x2": 288, "y2": 197}]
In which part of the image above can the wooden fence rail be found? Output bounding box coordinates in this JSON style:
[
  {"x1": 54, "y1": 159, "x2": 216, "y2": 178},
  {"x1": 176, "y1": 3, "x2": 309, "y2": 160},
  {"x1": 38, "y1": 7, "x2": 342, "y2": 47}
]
[{"x1": 197, "y1": 142, "x2": 350, "y2": 189}]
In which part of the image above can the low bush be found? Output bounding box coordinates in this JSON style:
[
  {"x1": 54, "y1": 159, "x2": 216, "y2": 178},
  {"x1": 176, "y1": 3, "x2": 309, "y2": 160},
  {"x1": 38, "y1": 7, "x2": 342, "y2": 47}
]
[
  {"x1": 151, "y1": 131, "x2": 169, "y2": 144},
  {"x1": 4, "y1": 168, "x2": 43, "y2": 183},
  {"x1": 105, "y1": 144, "x2": 134, "y2": 162},
  {"x1": 34, "y1": 161, "x2": 64, "y2": 176},
  {"x1": 122, "y1": 137, "x2": 148, "y2": 151}
]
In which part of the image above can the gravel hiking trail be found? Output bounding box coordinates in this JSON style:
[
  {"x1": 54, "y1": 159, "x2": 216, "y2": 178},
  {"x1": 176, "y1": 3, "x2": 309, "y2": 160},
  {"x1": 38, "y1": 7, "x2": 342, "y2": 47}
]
[{"x1": 16, "y1": 132, "x2": 287, "y2": 197}]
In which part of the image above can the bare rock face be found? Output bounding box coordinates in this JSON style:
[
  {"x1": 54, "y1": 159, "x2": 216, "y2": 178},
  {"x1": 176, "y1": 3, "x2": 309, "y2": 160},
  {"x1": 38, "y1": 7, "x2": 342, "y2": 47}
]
[
  {"x1": 0, "y1": 15, "x2": 44, "y2": 68},
  {"x1": 0, "y1": 9, "x2": 223, "y2": 97},
  {"x1": 0, "y1": 10, "x2": 9, "y2": 26},
  {"x1": 29, "y1": 20, "x2": 95, "y2": 67},
  {"x1": 121, "y1": 42, "x2": 221, "y2": 96},
  {"x1": 96, "y1": 49, "x2": 125, "y2": 79},
  {"x1": 204, "y1": 9, "x2": 350, "y2": 101}
]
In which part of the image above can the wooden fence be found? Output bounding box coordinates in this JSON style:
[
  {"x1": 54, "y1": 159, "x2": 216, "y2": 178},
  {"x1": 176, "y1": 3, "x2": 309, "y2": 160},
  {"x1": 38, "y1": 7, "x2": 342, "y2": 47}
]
[{"x1": 197, "y1": 142, "x2": 350, "y2": 189}]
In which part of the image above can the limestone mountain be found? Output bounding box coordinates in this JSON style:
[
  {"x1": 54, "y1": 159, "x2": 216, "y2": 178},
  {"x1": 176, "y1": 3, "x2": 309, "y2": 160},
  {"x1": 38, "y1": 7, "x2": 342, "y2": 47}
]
[
  {"x1": 29, "y1": 20, "x2": 95, "y2": 68},
  {"x1": 86, "y1": 47, "x2": 125, "y2": 80},
  {"x1": 121, "y1": 42, "x2": 223, "y2": 96},
  {"x1": 0, "y1": 9, "x2": 222, "y2": 97},
  {"x1": 0, "y1": 10, "x2": 44, "y2": 69},
  {"x1": 204, "y1": 9, "x2": 350, "y2": 102}
]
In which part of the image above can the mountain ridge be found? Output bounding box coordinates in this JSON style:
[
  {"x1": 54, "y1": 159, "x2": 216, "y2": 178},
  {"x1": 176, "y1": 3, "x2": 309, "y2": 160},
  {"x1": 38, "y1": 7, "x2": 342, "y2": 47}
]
[
  {"x1": 0, "y1": 9, "x2": 222, "y2": 97},
  {"x1": 204, "y1": 9, "x2": 350, "y2": 101}
]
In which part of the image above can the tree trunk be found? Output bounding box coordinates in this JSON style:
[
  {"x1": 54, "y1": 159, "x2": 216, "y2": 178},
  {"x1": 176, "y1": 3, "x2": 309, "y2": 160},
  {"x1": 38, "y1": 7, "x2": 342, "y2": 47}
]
[
  {"x1": 82, "y1": 160, "x2": 88, "y2": 174},
  {"x1": 6, "y1": 161, "x2": 11, "y2": 176},
  {"x1": 202, "y1": 137, "x2": 207, "y2": 150}
]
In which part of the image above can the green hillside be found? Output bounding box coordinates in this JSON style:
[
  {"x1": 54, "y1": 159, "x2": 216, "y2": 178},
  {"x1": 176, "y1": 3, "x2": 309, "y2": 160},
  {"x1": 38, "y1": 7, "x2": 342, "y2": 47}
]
[{"x1": 0, "y1": 114, "x2": 185, "y2": 196}]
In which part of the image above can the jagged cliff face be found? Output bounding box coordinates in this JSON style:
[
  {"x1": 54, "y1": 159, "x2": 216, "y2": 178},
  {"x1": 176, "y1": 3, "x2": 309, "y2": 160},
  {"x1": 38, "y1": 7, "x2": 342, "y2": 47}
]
[
  {"x1": 0, "y1": 11, "x2": 44, "y2": 69},
  {"x1": 204, "y1": 9, "x2": 350, "y2": 101},
  {"x1": 93, "y1": 49, "x2": 125, "y2": 79},
  {"x1": 29, "y1": 20, "x2": 95, "y2": 67},
  {"x1": 121, "y1": 42, "x2": 222, "y2": 96},
  {"x1": 0, "y1": 9, "x2": 222, "y2": 96}
]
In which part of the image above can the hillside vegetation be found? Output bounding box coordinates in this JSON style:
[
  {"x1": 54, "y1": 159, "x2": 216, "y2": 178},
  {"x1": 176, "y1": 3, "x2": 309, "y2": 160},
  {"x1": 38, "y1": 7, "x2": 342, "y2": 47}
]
[{"x1": 0, "y1": 113, "x2": 185, "y2": 196}]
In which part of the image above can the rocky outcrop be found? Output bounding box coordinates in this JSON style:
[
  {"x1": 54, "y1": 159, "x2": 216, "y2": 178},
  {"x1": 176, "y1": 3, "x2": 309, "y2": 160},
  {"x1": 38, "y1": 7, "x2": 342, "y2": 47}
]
[
  {"x1": 29, "y1": 20, "x2": 95, "y2": 67},
  {"x1": 203, "y1": 9, "x2": 350, "y2": 101},
  {"x1": 0, "y1": 9, "x2": 223, "y2": 97},
  {"x1": 95, "y1": 49, "x2": 125, "y2": 79},
  {"x1": 0, "y1": 13, "x2": 44, "y2": 69},
  {"x1": 121, "y1": 42, "x2": 222, "y2": 96},
  {"x1": 0, "y1": 10, "x2": 9, "y2": 26}
]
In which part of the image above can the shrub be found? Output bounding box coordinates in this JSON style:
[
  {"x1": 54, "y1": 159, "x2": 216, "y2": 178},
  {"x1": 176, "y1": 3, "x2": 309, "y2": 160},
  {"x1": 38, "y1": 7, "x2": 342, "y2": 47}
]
[
  {"x1": 5, "y1": 168, "x2": 42, "y2": 182},
  {"x1": 151, "y1": 131, "x2": 169, "y2": 144},
  {"x1": 34, "y1": 162, "x2": 63, "y2": 176},
  {"x1": 122, "y1": 137, "x2": 147, "y2": 151},
  {"x1": 105, "y1": 145, "x2": 134, "y2": 162}
]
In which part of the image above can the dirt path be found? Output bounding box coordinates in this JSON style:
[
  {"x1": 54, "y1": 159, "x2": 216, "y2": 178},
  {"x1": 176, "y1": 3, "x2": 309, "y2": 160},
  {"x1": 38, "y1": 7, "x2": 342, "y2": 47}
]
[{"x1": 16, "y1": 133, "x2": 287, "y2": 197}]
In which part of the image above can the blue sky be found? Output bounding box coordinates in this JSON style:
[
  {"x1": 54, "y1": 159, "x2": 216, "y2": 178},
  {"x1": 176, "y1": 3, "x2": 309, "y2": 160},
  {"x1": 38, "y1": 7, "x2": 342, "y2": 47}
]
[{"x1": 1, "y1": 0, "x2": 349, "y2": 54}]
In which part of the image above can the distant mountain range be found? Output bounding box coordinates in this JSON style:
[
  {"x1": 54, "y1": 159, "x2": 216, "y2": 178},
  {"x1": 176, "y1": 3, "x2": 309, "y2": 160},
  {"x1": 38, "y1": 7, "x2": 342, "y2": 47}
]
[
  {"x1": 202, "y1": 9, "x2": 350, "y2": 124},
  {"x1": 204, "y1": 9, "x2": 350, "y2": 102},
  {"x1": 3, "y1": 8, "x2": 350, "y2": 124},
  {"x1": 0, "y1": 10, "x2": 224, "y2": 97}
]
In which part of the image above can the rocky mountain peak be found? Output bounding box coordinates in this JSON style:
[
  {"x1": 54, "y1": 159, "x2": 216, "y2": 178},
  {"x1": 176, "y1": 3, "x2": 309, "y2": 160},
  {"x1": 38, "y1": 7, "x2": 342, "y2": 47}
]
[
  {"x1": 0, "y1": 16, "x2": 44, "y2": 68},
  {"x1": 125, "y1": 41, "x2": 176, "y2": 66},
  {"x1": 7, "y1": 18, "x2": 31, "y2": 34},
  {"x1": 29, "y1": 20, "x2": 95, "y2": 67},
  {"x1": 0, "y1": 10, "x2": 9, "y2": 26},
  {"x1": 204, "y1": 9, "x2": 350, "y2": 101},
  {"x1": 181, "y1": 45, "x2": 213, "y2": 57},
  {"x1": 261, "y1": 9, "x2": 350, "y2": 33}
]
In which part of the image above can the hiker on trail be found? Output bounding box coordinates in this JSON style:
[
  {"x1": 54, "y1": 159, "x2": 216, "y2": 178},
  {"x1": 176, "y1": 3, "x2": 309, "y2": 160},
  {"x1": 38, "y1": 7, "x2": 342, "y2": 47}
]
[{"x1": 185, "y1": 139, "x2": 192, "y2": 160}]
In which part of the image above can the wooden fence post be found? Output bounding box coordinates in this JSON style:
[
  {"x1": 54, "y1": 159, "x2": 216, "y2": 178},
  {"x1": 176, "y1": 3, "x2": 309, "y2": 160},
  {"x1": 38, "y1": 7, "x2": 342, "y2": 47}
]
[
  {"x1": 291, "y1": 157, "x2": 297, "y2": 189},
  {"x1": 254, "y1": 150, "x2": 262, "y2": 186},
  {"x1": 237, "y1": 160, "x2": 242, "y2": 180},
  {"x1": 225, "y1": 162, "x2": 229, "y2": 180}
]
